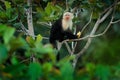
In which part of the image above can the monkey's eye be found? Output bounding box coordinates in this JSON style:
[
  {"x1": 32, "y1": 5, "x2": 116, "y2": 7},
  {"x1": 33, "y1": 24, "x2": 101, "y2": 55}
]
[{"x1": 65, "y1": 14, "x2": 70, "y2": 16}]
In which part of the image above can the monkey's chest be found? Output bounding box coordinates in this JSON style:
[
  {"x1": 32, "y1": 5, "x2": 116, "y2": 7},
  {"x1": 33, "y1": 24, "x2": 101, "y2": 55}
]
[
  {"x1": 62, "y1": 21, "x2": 72, "y2": 31},
  {"x1": 62, "y1": 23, "x2": 69, "y2": 31}
]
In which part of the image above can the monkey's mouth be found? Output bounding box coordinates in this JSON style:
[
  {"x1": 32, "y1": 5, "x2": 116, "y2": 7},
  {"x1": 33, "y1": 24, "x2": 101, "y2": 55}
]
[{"x1": 65, "y1": 17, "x2": 70, "y2": 20}]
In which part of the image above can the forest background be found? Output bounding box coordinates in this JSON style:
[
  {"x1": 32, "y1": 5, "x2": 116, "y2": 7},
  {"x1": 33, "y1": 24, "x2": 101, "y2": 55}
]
[{"x1": 0, "y1": 0, "x2": 120, "y2": 80}]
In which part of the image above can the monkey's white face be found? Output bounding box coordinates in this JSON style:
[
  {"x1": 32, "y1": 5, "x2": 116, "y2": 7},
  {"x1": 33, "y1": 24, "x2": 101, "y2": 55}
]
[
  {"x1": 63, "y1": 12, "x2": 74, "y2": 21},
  {"x1": 62, "y1": 12, "x2": 74, "y2": 30}
]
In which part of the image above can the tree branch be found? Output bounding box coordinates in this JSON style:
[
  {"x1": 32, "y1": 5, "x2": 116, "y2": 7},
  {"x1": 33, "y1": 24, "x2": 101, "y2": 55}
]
[
  {"x1": 27, "y1": 0, "x2": 35, "y2": 39},
  {"x1": 19, "y1": 21, "x2": 29, "y2": 35},
  {"x1": 0, "y1": 0, "x2": 4, "y2": 3},
  {"x1": 26, "y1": 0, "x2": 36, "y2": 62},
  {"x1": 71, "y1": 42, "x2": 77, "y2": 55},
  {"x1": 65, "y1": 0, "x2": 69, "y2": 11},
  {"x1": 99, "y1": 8, "x2": 113, "y2": 23},
  {"x1": 81, "y1": 11, "x2": 93, "y2": 33},
  {"x1": 64, "y1": 42, "x2": 72, "y2": 54},
  {"x1": 93, "y1": 0, "x2": 119, "y2": 37},
  {"x1": 71, "y1": 6, "x2": 114, "y2": 68},
  {"x1": 100, "y1": 0, "x2": 118, "y2": 16},
  {"x1": 72, "y1": 55, "x2": 78, "y2": 69},
  {"x1": 77, "y1": 17, "x2": 101, "y2": 57},
  {"x1": 37, "y1": 21, "x2": 52, "y2": 28},
  {"x1": 111, "y1": 19, "x2": 120, "y2": 24},
  {"x1": 76, "y1": 7, "x2": 113, "y2": 57}
]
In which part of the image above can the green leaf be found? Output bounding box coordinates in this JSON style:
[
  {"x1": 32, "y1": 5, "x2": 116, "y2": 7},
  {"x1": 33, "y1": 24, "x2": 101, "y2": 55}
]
[
  {"x1": 36, "y1": 7, "x2": 44, "y2": 13},
  {"x1": 28, "y1": 63, "x2": 42, "y2": 80},
  {"x1": 95, "y1": 64, "x2": 111, "y2": 80},
  {"x1": 35, "y1": 34, "x2": 43, "y2": 44},
  {"x1": 0, "y1": 24, "x2": 15, "y2": 44},
  {"x1": 6, "y1": 9, "x2": 12, "y2": 19},
  {"x1": 43, "y1": 62, "x2": 52, "y2": 73},
  {"x1": 86, "y1": 63, "x2": 95, "y2": 72},
  {"x1": 8, "y1": 14, "x2": 18, "y2": 22},
  {"x1": 3, "y1": 27, "x2": 15, "y2": 44},
  {"x1": 45, "y1": 2, "x2": 53, "y2": 15},
  {"x1": 0, "y1": 24, "x2": 6, "y2": 32},
  {"x1": 85, "y1": 63, "x2": 95, "y2": 77},
  {"x1": 4, "y1": 64, "x2": 27, "y2": 76},
  {"x1": 9, "y1": 37, "x2": 28, "y2": 53},
  {"x1": 26, "y1": 36, "x2": 35, "y2": 47},
  {"x1": 0, "y1": 12, "x2": 7, "y2": 19},
  {"x1": 113, "y1": 63, "x2": 120, "y2": 77},
  {"x1": 60, "y1": 62, "x2": 74, "y2": 80},
  {"x1": 0, "y1": 44, "x2": 8, "y2": 64},
  {"x1": 33, "y1": 43, "x2": 53, "y2": 54},
  {"x1": 4, "y1": 1, "x2": 11, "y2": 9},
  {"x1": 11, "y1": 56, "x2": 18, "y2": 65}
]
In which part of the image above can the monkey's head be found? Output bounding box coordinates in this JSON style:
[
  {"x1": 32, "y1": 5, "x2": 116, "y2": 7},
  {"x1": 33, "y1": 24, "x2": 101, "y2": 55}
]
[{"x1": 63, "y1": 12, "x2": 74, "y2": 21}]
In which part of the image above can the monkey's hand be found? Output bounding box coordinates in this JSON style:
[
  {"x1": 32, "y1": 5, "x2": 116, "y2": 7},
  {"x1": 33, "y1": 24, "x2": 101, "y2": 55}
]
[{"x1": 77, "y1": 31, "x2": 81, "y2": 38}]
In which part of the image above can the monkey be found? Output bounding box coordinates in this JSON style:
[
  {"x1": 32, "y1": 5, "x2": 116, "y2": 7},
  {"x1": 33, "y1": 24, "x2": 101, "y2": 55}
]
[
  {"x1": 49, "y1": 12, "x2": 81, "y2": 48},
  {"x1": 49, "y1": 12, "x2": 81, "y2": 60}
]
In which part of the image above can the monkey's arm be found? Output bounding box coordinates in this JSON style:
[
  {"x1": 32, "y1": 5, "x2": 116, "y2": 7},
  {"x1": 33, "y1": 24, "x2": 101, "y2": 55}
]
[
  {"x1": 63, "y1": 31, "x2": 81, "y2": 40},
  {"x1": 63, "y1": 31, "x2": 77, "y2": 39}
]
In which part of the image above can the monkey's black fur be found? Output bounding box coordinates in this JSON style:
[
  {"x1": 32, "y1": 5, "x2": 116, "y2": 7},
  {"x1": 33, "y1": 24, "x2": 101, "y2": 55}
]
[{"x1": 49, "y1": 18, "x2": 77, "y2": 48}]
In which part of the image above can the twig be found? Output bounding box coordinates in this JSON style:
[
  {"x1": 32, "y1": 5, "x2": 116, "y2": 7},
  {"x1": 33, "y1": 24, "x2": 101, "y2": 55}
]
[
  {"x1": 100, "y1": 8, "x2": 113, "y2": 23},
  {"x1": 100, "y1": 6, "x2": 112, "y2": 16},
  {"x1": 20, "y1": 21, "x2": 29, "y2": 35},
  {"x1": 111, "y1": 19, "x2": 120, "y2": 24},
  {"x1": 71, "y1": 42, "x2": 77, "y2": 54},
  {"x1": 56, "y1": 41, "x2": 62, "y2": 51},
  {"x1": 81, "y1": 11, "x2": 93, "y2": 33},
  {"x1": 71, "y1": 26, "x2": 77, "y2": 50},
  {"x1": 64, "y1": 42, "x2": 72, "y2": 54},
  {"x1": 66, "y1": 0, "x2": 69, "y2": 11},
  {"x1": 43, "y1": 37, "x2": 49, "y2": 39},
  {"x1": 20, "y1": 58, "x2": 30, "y2": 63},
  {"x1": 37, "y1": 21, "x2": 52, "y2": 28},
  {"x1": 72, "y1": 55, "x2": 78, "y2": 69}
]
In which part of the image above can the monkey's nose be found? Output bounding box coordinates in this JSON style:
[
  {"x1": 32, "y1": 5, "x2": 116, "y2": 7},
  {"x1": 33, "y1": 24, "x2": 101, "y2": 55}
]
[{"x1": 66, "y1": 16, "x2": 70, "y2": 20}]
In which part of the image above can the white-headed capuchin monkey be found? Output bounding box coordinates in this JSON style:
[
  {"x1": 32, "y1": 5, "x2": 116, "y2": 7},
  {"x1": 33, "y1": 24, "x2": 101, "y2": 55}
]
[{"x1": 49, "y1": 12, "x2": 81, "y2": 48}]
